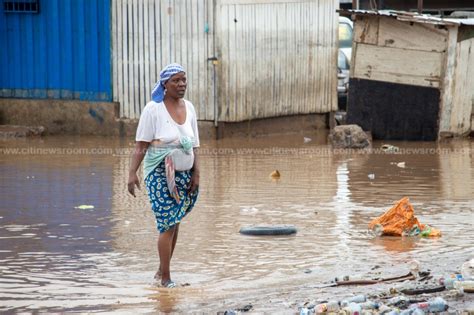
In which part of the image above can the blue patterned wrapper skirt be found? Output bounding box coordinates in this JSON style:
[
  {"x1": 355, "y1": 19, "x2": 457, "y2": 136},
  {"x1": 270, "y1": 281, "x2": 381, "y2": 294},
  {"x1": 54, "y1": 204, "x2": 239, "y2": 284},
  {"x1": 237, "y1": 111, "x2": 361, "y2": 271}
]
[{"x1": 144, "y1": 161, "x2": 198, "y2": 233}]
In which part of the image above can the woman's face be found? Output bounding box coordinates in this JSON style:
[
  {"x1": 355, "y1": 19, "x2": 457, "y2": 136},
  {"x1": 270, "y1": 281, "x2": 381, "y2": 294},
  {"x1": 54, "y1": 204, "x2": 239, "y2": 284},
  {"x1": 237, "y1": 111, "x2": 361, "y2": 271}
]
[{"x1": 165, "y1": 72, "x2": 187, "y2": 99}]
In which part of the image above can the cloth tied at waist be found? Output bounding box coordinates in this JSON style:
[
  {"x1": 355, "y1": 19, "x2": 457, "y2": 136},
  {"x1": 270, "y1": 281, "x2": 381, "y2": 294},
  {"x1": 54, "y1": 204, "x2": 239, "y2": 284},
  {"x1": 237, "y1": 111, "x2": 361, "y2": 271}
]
[{"x1": 144, "y1": 136, "x2": 194, "y2": 203}]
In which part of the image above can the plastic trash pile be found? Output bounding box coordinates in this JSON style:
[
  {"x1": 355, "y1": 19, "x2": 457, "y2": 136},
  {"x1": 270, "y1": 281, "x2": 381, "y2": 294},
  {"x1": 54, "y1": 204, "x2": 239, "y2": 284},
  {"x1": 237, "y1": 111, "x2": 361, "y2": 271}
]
[
  {"x1": 440, "y1": 274, "x2": 474, "y2": 292},
  {"x1": 298, "y1": 259, "x2": 474, "y2": 315},
  {"x1": 440, "y1": 259, "x2": 474, "y2": 294},
  {"x1": 299, "y1": 295, "x2": 449, "y2": 315},
  {"x1": 368, "y1": 197, "x2": 441, "y2": 237}
]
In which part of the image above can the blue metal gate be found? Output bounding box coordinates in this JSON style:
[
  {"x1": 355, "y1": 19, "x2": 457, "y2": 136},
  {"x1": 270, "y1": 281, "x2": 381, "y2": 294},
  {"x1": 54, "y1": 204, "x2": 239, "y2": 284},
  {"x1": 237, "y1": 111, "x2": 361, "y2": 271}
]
[{"x1": 0, "y1": 0, "x2": 111, "y2": 101}]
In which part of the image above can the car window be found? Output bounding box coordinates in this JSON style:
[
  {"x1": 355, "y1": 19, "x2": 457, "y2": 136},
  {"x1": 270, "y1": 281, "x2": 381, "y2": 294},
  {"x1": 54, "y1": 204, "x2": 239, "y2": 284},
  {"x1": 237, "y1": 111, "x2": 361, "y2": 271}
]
[
  {"x1": 338, "y1": 50, "x2": 349, "y2": 70},
  {"x1": 339, "y1": 22, "x2": 353, "y2": 49}
]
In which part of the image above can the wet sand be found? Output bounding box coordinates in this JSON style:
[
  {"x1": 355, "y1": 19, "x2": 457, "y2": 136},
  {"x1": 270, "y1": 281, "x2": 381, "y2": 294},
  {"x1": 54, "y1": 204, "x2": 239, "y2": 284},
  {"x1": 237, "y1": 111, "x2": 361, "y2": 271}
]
[{"x1": 0, "y1": 135, "x2": 473, "y2": 313}]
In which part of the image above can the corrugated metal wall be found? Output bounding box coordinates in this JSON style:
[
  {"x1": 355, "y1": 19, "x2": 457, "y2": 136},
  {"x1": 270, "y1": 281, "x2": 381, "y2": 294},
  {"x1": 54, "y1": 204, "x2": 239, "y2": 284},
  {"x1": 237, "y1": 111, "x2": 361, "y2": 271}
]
[
  {"x1": 113, "y1": 0, "x2": 338, "y2": 121},
  {"x1": 444, "y1": 35, "x2": 474, "y2": 135},
  {"x1": 0, "y1": 0, "x2": 111, "y2": 101},
  {"x1": 111, "y1": 0, "x2": 215, "y2": 119},
  {"x1": 217, "y1": 0, "x2": 338, "y2": 121}
]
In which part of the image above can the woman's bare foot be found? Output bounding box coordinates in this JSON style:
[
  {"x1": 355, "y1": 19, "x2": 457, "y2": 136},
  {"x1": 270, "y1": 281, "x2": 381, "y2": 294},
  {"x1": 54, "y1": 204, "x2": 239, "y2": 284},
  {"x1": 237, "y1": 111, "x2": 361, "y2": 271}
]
[{"x1": 154, "y1": 267, "x2": 162, "y2": 280}]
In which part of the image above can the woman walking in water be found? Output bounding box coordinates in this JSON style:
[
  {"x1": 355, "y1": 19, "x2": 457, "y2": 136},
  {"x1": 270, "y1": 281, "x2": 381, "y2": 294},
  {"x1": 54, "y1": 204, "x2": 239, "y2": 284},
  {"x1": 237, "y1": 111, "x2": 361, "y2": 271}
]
[{"x1": 127, "y1": 63, "x2": 200, "y2": 288}]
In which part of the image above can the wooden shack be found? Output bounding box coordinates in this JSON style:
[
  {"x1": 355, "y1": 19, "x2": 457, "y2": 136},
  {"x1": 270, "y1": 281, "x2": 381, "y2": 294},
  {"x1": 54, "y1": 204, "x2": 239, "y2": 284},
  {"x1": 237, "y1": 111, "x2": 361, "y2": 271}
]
[{"x1": 343, "y1": 10, "x2": 474, "y2": 140}]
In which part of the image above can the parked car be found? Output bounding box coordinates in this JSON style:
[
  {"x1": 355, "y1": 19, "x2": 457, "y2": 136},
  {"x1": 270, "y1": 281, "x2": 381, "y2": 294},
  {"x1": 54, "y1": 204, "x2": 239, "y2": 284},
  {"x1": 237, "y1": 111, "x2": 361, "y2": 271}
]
[{"x1": 338, "y1": 16, "x2": 353, "y2": 110}]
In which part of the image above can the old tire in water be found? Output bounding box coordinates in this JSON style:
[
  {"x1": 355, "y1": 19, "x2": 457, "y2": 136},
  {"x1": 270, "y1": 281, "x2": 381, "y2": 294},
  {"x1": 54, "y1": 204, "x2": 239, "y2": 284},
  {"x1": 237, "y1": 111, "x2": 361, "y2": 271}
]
[{"x1": 239, "y1": 225, "x2": 297, "y2": 236}]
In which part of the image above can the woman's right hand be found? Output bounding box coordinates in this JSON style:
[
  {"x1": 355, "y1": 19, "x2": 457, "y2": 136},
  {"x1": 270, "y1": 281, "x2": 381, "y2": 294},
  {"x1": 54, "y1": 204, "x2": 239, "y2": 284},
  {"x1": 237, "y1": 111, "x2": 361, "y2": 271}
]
[
  {"x1": 128, "y1": 172, "x2": 140, "y2": 197},
  {"x1": 128, "y1": 141, "x2": 149, "y2": 198}
]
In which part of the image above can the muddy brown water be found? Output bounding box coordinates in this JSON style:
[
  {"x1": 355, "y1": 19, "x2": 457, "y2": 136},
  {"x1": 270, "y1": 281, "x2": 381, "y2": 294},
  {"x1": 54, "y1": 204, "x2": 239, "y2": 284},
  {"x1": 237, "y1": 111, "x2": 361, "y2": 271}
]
[{"x1": 0, "y1": 135, "x2": 473, "y2": 313}]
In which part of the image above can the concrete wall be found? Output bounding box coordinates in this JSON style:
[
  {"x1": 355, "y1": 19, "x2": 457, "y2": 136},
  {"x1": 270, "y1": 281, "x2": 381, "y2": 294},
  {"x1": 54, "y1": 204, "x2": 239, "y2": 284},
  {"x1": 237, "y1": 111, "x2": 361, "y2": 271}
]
[
  {"x1": 0, "y1": 98, "x2": 328, "y2": 139},
  {"x1": 0, "y1": 99, "x2": 119, "y2": 136},
  {"x1": 0, "y1": 98, "x2": 218, "y2": 139}
]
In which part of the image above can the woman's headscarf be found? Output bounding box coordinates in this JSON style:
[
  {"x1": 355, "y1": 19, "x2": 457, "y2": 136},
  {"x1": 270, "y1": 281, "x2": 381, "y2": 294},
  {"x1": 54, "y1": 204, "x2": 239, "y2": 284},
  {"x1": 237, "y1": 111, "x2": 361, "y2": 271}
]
[{"x1": 151, "y1": 63, "x2": 185, "y2": 103}]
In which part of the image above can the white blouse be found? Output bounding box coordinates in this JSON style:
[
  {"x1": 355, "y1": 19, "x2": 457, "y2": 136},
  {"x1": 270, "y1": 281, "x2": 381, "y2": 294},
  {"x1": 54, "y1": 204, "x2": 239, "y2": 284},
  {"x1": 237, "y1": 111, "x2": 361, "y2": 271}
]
[{"x1": 136, "y1": 100, "x2": 200, "y2": 171}]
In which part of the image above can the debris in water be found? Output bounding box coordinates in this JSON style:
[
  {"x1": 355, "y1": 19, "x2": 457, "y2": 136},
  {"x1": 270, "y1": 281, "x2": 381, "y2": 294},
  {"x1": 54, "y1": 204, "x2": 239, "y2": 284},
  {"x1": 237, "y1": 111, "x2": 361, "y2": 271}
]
[
  {"x1": 381, "y1": 144, "x2": 400, "y2": 153},
  {"x1": 270, "y1": 170, "x2": 280, "y2": 179},
  {"x1": 236, "y1": 304, "x2": 253, "y2": 312},
  {"x1": 74, "y1": 205, "x2": 95, "y2": 210},
  {"x1": 368, "y1": 197, "x2": 441, "y2": 237}
]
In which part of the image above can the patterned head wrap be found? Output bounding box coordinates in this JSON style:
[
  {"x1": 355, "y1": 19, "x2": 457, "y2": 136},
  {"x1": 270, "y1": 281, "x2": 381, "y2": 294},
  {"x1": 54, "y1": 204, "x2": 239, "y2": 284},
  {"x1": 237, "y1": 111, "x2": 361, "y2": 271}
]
[{"x1": 151, "y1": 63, "x2": 185, "y2": 103}]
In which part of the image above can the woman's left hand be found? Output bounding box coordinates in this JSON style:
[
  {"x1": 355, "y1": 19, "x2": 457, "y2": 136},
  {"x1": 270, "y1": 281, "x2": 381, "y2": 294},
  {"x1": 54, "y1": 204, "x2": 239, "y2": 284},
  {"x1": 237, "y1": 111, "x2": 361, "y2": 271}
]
[{"x1": 188, "y1": 173, "x2": 199, "y2": 195}]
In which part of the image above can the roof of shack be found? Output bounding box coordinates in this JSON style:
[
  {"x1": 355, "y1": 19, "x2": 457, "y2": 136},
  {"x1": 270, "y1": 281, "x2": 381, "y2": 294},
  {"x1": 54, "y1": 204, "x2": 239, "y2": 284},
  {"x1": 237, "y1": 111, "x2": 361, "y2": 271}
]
[{"x1": 338, "y1": 9, "x2": 474, "y2": 26}]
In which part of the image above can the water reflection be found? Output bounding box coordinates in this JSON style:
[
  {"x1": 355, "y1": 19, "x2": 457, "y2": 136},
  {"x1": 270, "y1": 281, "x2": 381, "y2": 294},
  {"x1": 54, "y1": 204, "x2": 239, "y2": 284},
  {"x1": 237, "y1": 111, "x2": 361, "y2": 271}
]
[
  {"x1": 0, "y1": 136, "x2": 472, "y2": 313},
  {"x1": 370, "y1": 236, "x2": 418, "y2": 253},
  {"x1": 149, "y1": 289, "x2": 181, "y2": 313}
]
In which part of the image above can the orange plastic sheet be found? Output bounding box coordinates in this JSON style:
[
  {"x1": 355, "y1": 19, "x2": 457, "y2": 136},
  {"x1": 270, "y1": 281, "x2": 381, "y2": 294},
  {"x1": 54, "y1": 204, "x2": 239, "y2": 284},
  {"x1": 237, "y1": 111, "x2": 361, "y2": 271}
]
[{"x1": 368, "y1": 197, "x2": 441, "y2": 237}]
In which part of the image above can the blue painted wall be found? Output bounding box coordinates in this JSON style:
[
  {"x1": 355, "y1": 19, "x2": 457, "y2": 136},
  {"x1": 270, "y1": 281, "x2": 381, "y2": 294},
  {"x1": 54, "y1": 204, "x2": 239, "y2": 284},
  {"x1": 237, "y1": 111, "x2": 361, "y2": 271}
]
[{"x1": 0, "y1": 0, "x2": 111, "y2": 101}]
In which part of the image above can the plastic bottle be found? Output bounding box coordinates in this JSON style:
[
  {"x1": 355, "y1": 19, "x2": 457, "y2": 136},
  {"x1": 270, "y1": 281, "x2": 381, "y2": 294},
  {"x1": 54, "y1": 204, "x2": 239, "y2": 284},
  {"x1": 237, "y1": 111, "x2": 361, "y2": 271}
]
[
  {"x1": 446, "y1": 288, "x2": 464, "y2": 298},
  {"x1": 378, "y1": 304, "x2": 392, "y2": 314},
  {"x1": 400, "y1": 308, "x2": 425, "y2": 315},
  {"x1": 409, "y1": 297, "x2": 447, "y2": 312},
  {"x1": 440, "y1": 277, "x2": 458, "y2": 289},
  {"x1": 315, "y1": 301, "x2": 340, "y2": 313},
  {"x1": 387, "y1": 296, "x2": 409, "y2": 306},
  {"x1": 439, "y1": 274, "x2": 465, "y2": 288},
  {"x1": 454, "y1": 280, "x2": 474, "y2": 292},
  {"x1": 340, "y1": 295, "x2": 366, "y2": 307},
  {"x1": 300, "y1": 307, "x2": 314, "y2": 315},
  {"x1": 341, "y1": 302, "x2": 362, "y2": 315},
  {"x1": 373, "y1": 224, "x2": 384, "y2": 236},
  {"x1": 358, "y1": 301, "x2": 379, "y2": 310},
  {"x1": 408, "y1": 260, "x2": 420, "y2": 275},
  {"x1": 411, "y1": 309, "x2": 425, "y2": 315}
]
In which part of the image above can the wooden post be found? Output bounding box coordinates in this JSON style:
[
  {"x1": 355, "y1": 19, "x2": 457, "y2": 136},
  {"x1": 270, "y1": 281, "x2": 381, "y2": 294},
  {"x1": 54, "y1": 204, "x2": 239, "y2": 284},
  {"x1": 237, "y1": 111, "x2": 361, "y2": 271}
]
[{"x1": 418, "y1": 0, "x2": 423, "y2": 14}]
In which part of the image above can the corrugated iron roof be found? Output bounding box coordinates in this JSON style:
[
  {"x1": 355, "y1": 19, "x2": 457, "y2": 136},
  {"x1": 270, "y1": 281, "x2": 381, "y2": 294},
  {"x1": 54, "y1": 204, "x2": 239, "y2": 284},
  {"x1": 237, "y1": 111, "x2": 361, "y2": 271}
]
[{"x1": 338, "y1": 9, "x2": 474, "y2": 26}]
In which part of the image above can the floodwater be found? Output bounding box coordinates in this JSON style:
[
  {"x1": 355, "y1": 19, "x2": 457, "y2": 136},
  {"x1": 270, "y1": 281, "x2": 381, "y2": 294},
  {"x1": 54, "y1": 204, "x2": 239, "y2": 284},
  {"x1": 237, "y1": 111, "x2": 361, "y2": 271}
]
[{"x1": 0, "y1": 134, "x2": 473, "y2": 313}]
